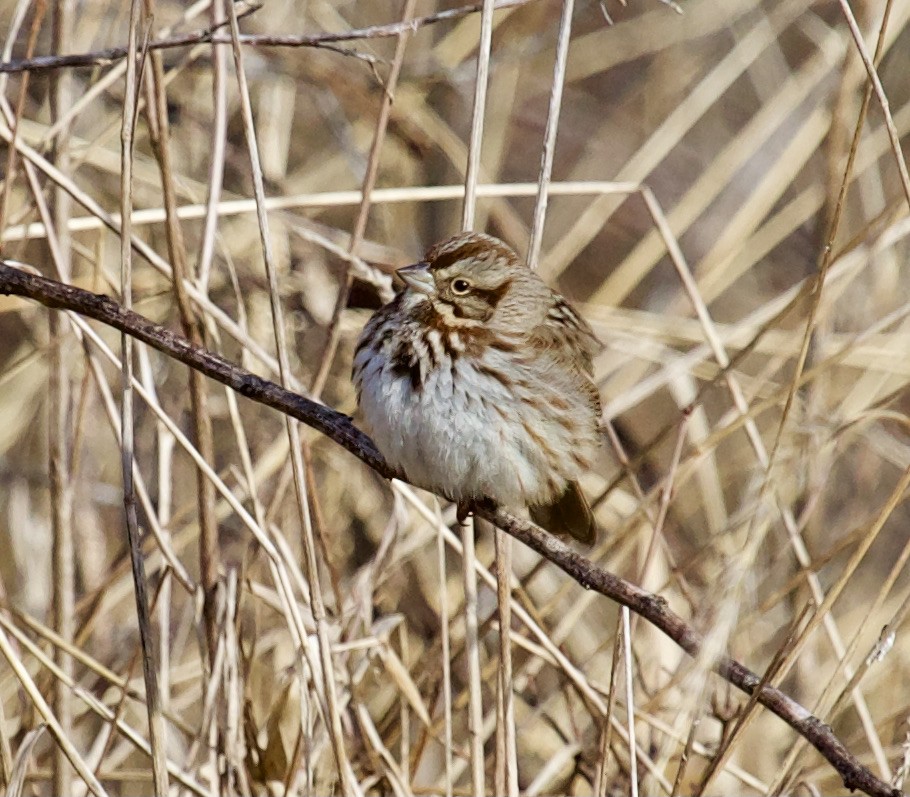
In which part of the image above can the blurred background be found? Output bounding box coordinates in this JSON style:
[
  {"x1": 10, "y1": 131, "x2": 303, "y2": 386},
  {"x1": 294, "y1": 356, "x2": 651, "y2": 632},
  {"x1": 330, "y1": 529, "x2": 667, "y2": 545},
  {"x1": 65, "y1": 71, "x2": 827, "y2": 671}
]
[{"x1": 0, "y1": 0, "x2": 909, "y2": 794}]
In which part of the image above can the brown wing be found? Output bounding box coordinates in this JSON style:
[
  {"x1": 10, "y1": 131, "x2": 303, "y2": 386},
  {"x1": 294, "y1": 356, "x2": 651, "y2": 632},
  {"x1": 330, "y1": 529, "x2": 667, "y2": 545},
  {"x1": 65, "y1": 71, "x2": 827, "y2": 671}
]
[
  {"x1": 533, "y1": 295, "x2": 600, "y2": 373},
  {"x1": 529, "y1": 294, "x2": 602, "y2": 415},
  {"x1": 530, "y1": 481, "x2": 596, "y2": 545}
]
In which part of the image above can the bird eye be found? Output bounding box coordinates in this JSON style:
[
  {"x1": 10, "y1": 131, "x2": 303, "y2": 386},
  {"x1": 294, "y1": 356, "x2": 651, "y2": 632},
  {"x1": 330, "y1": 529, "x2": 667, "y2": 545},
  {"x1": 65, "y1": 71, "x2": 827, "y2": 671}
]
[{"x1": 451, "y1": 278, "x2": 471, "y2": 295}]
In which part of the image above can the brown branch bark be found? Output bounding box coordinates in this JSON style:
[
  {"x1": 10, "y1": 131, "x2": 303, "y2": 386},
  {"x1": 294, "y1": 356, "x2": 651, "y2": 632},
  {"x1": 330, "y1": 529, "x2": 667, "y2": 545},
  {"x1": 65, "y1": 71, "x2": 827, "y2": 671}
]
[
  {"x1": 0, "y1": 260, "x2": 901, "y2": 797},
  {"x1": 0, "y1": 0, "x2": 534, "y2": 75}
]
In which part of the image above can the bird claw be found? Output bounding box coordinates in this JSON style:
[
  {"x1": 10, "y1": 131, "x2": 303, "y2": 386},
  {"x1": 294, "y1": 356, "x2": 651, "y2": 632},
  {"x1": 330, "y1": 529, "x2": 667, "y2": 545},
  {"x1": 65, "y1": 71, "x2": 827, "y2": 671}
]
[
  {"x1": 456, "y1": 501, "x2": 474, "y2": 525},
  {"x1": 456, "y1": 497, "x2": 497, "y2": 525}
]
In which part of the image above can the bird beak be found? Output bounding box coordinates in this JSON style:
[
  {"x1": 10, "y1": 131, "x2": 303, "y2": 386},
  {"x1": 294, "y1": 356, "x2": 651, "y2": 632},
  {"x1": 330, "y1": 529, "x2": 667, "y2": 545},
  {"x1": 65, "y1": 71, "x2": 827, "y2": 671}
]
[{"x1": 396, "y1": 262, "x2": 435, "y2": 295}]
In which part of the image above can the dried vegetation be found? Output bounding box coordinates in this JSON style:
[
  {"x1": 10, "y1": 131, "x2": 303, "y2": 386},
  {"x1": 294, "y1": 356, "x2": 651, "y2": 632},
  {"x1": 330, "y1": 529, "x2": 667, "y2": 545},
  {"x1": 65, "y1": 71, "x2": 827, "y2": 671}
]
[{"x1": 0, "y1": 0, "x2": 909, "y2": 794}]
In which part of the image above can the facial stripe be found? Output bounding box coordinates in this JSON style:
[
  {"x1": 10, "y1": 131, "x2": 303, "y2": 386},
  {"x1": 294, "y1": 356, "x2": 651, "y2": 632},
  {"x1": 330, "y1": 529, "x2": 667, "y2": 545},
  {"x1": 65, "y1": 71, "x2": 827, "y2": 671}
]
[
  {"x1": 441, "y1": 279, "x2": 512, "y2": 322},
  {"x1": 472, "y1": 280, "x2": 511, "y2": 309}
]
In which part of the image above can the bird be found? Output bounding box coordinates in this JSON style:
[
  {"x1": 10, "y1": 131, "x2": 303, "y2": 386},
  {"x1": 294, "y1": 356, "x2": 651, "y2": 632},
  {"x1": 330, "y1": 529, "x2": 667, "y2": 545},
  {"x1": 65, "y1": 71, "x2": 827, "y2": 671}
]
[{"x1": 352, "y1": 231, "x2": 601, "y2": 544}]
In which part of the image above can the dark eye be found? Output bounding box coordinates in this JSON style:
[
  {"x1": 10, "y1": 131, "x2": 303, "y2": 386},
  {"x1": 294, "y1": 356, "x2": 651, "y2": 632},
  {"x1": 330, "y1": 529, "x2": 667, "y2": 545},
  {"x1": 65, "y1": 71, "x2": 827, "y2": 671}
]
[{"x1": 451, "y1": 278, "x2": 471, "y2": 295}]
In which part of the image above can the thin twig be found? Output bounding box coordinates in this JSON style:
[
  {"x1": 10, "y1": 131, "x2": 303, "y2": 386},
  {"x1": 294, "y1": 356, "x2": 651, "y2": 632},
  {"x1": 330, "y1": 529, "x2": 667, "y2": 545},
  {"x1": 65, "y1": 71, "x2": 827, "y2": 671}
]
[
  {"x1": 621, "y1": 607, "x2": 639, "y2": 797},
  {"x1": 0, "y1": 0, "x2": 45, "y2": 250},
  {"x1": 494, "y1": 526, "x2": 516, "y2": 797},
  {"x1": 526, "y1": 0, "x2": 575, "y2": 269},
  {"x1": 835, "y1": 0, "x2": 910, "y2": 211},
  {"x1": 0, "y1": 0, "x2": 536, "y2": 74},
  {"x1": 48, "y1": 1, "x2": 75, "y2": 794},
  {"x1": 195, "y1": 0, "x2": 227, "y2": 292},
  {"x1": 436, "y1": 503, "x2": 454, "y2": 797},
  {"x1": 461, "y1": 0, "x2": 495, "y2": 231},
  {"x1": 119, "y1": 5, "x2": 169, "y2": 795},
  {"x1": 2, "y1": 180, "x2": 642, "y2": 244}
]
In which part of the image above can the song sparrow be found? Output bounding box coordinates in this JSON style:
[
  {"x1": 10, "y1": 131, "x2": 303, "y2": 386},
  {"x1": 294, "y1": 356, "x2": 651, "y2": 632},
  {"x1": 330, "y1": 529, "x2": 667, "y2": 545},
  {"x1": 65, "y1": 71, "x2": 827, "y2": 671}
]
[{"x1": 352, "y1": 232, "x2": 601, "y2": 544}]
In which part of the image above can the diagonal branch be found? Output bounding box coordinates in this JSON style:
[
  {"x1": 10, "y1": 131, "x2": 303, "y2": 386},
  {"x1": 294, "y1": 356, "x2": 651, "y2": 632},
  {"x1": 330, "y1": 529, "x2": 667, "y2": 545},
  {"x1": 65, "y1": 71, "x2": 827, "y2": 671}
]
[{"x1": 0, "y1": 260, "x2": 900, "y2": 797}]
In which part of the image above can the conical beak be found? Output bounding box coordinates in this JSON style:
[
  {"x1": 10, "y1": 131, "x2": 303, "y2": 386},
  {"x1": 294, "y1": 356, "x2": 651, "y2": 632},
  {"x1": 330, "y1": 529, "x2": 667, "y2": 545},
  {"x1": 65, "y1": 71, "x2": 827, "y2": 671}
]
[{"x1": 396, "y1": 262, "x2": 435, "y2": 295}]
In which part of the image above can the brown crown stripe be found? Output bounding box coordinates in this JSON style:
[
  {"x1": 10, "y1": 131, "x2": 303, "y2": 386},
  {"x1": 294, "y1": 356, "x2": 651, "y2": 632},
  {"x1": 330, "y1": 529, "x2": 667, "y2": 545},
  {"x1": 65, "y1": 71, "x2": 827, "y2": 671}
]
[{"x1": 427, "y1": 238, "x2": 518, "y2": 271}]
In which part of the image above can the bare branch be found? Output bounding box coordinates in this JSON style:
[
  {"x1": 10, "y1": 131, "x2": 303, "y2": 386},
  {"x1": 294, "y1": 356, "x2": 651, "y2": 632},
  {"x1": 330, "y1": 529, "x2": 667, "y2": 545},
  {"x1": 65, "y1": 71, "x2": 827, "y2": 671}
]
[
  {"x1": 0, "y1": 260, "x2": 901, "y2": 797},
  {"x1": 0, "y1": 0, "x2": 534, "y2": 74}
]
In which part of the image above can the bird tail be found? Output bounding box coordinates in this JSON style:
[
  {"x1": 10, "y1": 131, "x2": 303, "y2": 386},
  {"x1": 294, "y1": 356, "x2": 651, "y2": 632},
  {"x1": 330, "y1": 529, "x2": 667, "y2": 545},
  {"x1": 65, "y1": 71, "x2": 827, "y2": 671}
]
[{"x1": 530, "y1": 482, "x2": 596, "y2": 545}]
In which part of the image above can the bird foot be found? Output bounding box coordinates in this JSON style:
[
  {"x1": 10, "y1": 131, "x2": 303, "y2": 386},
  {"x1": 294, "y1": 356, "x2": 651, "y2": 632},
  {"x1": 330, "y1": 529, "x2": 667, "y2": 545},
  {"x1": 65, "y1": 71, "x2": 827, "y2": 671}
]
[{"x1": 456, "y1": 497, "x2": 497, "y2": 525}]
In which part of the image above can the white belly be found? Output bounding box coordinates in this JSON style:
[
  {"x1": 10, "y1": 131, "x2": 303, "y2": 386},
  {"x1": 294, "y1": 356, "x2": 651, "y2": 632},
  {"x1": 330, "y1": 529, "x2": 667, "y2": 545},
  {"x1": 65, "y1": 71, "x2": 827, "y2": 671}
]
[{"x1": 355, "y1": 349, "x2": 550, "y2": 506}]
